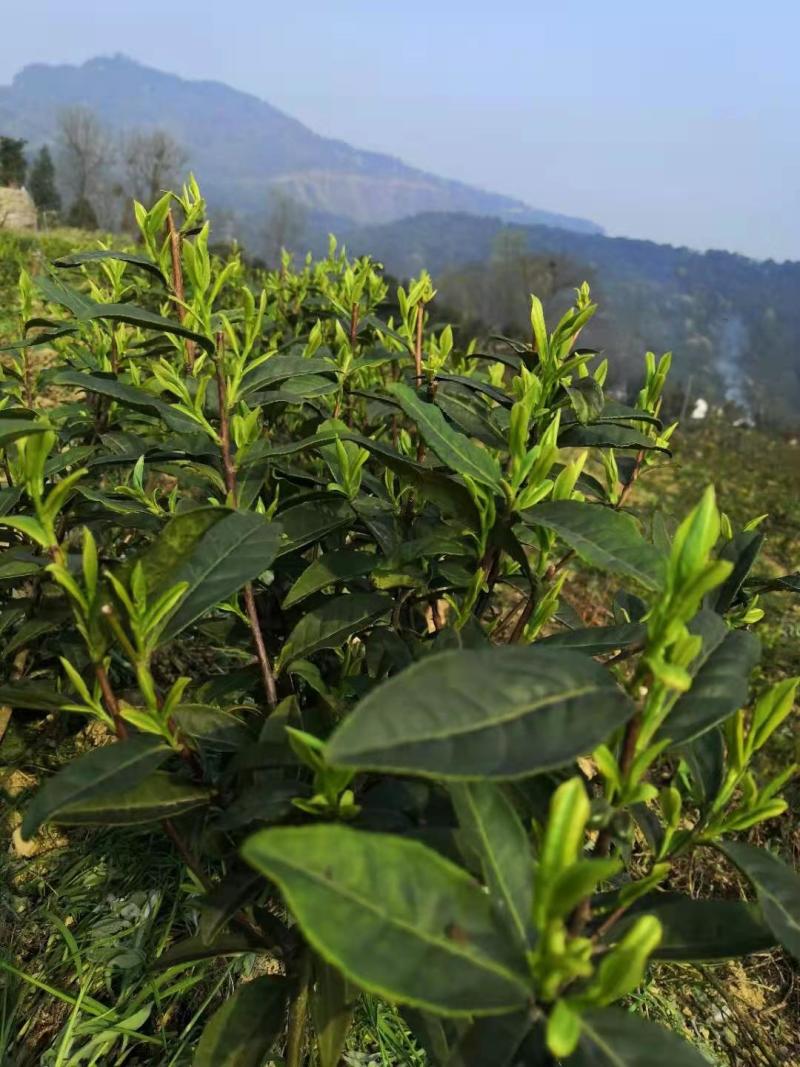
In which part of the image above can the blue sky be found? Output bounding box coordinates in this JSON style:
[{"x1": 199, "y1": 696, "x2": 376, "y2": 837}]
[{"x1": 2, "y1": 0, "x2": 798, "y2": 260}]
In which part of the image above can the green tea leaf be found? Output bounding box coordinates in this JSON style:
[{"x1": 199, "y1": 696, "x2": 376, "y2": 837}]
[
  {"x1": 53, "y1": 772, "x2": 210, "y2": 825},
  {"x1": 569, "y1": 1007, "x2": 710, "y2": 1065},
  {"x1": 239, "y1": 354, "x2": 335, "y2": 397},
  {"x1": 450, "y1": 782, "x2": 533, "y2": 948},
  {"x1": 608, "y1": 894, "x2": 775, "y2": 959},
  {"x1": 664, "y1": 628, "x2": 761, "y2": 745},
  {"x1": 54, "y1": 250, "x2": 167, "y2": 284},
  {"x1": 312, "y1": 958, "x2": 356, "y2": 1067},
  {"x1": 525, "y1": 501, "x2": 666, "y2": 590},
  {"x1": 53, "y1": 370, "x2": 198, "y2": 432},
  {"x1": 538, "y1": 623, "x2": 646, "y2": 656},
  {"x1": 171, "y1": 704, "x2": 252, "y2": 751},
  {"x1": 719, "y1": 842, "x2": 800, "y2": 961},
  {"x1": 558, "y1": 423, "x2": 670, "y2": 453},
  {"x1": 22, "y1": 736, "x2": 171, "y2": 838},
  {"x1": 142, "y1": 510, "x2": 283, "y2": 642},
  {"x1": 274, "y1": 498, "x2": 353, "y2": 557},
  {"x1": 242, "y1": 825, "x2": 530, "y2": 1015},
  {"x1": 194, "y1": 975, "x2": 288, "y2": 1067},
  {"x1": 327, "y1": 647, "x2": 635, "y2": 779},
  {"x1": 388, "y1": 382, "x2": 501, "y2": 489},
  {"x1": 283, "y1": 550, "x2": 374, "y2": 608},
  {"x1": 279, "y1": 593, "x2": 391, "y2": 668}
]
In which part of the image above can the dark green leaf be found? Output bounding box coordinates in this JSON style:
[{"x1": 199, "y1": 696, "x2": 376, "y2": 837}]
[
  {"x1": 138, "y1": 506, "x2": 225, "y2": 588},
  {"x1": 712, "y1": 531, "x2": 764, "y2": 613},
  {"x1": 450, "y1": 782, "x2": 533, "y2": 948},
  {"x1": 157, "y1": 931, "x2": 267, "y2": 968},
  {"x1": 680, "y1": 728, "x2": 725, "y2": 807},
  {"x1": 0, "y1": 418, "x2": 53, "y2": 448},
  {"x1": 0, "y1": 681, "x2": 67, "y2": 711},
  {"x1": 34, "y1": 274, "x2": 95, "y2": 317},
  {"x1": 435, "y1": 390, "x2": 507, "y2": 449},
  {"x1": 22, "y1": 737, "x2": 171, "y2": 838},
  {"x1": 52, "y1": 370, "x2": 198, "y2": 432},
  {"x1": 54, "y1": 250, "x2": 166, "y2": 284},
  {"x1": 80, "y1": 300, "x2": 214, "y2": 354},
  {"x1": 279, "y1": 593, "x2": 391, "y2": 667},
  {"x1": 312, "y1": 958, "x2": 356, "y2": 1067},
  {"x1": 433, "y1": 373, "x2": 511, "y2": 408},
  {"x1": 746, "y1": 572, "x2": 800, "y2": 595},
  {"x1": 53, "y1": 772, "x2": 210, "y2": 825},
  {"x1": 559, "y1": 423, "x2": 669, "y2": 453},
  {"x1": 565, "y1": 378, "x2": 604, "y2": 425},
  {"x1": 198, "y1": 871, "x2": 263, "y2": 944},
  {"x1": 142, "y1": 510, "x2": 283, "y2": 642},
  {"x1": 664, "y1": 627, "x2": 760, "y2": 746},
  {"x1": 239, "y1": 354, "x2": 335, "y2": 397},
  {"x1": 388, "y1": 382, "x2": 501, "y2": 489},
  {"x1": 327, "y1": 646, "x2": 635, "y2": 780},
  {"x1": 446, "y1": 1010, "x2": 535, "y2": 1067},
  {"x1": 282, "y1": 550, "x2": 374, "y2": 608},
  {"x1": 274, "y1": 498, "x2": 353, "y2": 557},
  {"x1": 171, "y1": 704, "x2": 252, "y2": 751},
  {"x1": 609, "y1": 894, "x2": 775, "y2": 959},
  {"x1": 525, "y1": 501, "x2": 666, "y2": 590},
  {"x1": 719, "y1": 842, "x2": 800, "y2": 961},
  {"x1": 194, "y1": 975, "x2": 288, "y2": 1067},
  {"x1": 242, "y1": 825, "x2": 530, "y2": 1015},
  {"x1": 568, "y1": 1007, "x2": 710, "y2": 1065},
  {"x1": 538, "y1": 623, "x2": 646, "y2": 656},
  {"x1": 345, "y1": 435, "x2": 479, "y2": 524}
]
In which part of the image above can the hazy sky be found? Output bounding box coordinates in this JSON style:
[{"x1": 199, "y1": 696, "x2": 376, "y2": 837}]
[{"x1": 1, "y1": 0, "x2": 798, "y2": 261}]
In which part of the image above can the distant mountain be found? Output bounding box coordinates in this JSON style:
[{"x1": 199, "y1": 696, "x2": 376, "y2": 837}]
[
  {"x1": 335, "y1": 212, "x2": 800, "y2": 425},
  {"x1": 0, "y1": 55, "x2": 601, "y2": 235}
]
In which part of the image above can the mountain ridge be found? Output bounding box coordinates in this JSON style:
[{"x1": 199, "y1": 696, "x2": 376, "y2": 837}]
[{"x1": 0, "y1": 54, "x2": 602, "y2": 235}]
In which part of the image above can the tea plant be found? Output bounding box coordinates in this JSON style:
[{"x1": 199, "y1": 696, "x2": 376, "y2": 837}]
[{"x1": 1, "y1": 181, "x2": 798, "y2": 1065}]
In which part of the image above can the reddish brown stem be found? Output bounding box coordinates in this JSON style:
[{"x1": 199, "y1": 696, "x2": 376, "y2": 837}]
[
  {"x1": 215, "y1": 335, "x2": 278, "y2": 713},
  {"x1": 166, "y1": 208, "x2": 195, "y2": 371},
  {"x1": 617, "y1": 449, "x2": 645, "y2": 509},
  {"x1": 94, "y1": 661, "x2": 128, "y2": 739},
  {"x1": 243, "y1": 584, "x2": 278, "y2": 711}
]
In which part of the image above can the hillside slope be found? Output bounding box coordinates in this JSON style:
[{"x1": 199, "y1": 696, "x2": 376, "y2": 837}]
[{"x1": 0, "y1": 55, "x2": 601, "y2": 234}]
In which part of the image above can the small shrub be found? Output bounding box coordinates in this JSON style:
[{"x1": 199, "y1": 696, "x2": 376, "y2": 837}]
[{"x1": 0, "y1": 180, "x2": 798, "y2": 1065}]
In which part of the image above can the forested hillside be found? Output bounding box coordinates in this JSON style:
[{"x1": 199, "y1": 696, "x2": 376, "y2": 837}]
[{"x1": 336, "y1": 212, "x2": 800, "y2": 426}]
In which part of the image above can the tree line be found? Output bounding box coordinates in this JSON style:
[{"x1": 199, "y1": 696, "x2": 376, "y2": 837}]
[
  {"x1": 1, "y1": 108, "x2": 309, "y2": 269},
  {"x1": 0, "y1": 107, "x2": 187, "y2": 232}
]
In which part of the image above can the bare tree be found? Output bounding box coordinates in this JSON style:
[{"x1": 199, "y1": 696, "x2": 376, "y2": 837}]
[
  {"x1": 262, "y1": 186, "x2": 307, "y2": 266},
  {"x1": 122, "y1": 128, "x2": 187, "y2": 207},
  {"x1": 56, "y1": 107, "x2": 115, "y2": 227}
]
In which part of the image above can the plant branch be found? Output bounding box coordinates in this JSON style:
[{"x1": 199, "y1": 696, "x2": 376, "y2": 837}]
[
  {"x1": 215, "y1": 334, "x2": 278, "y2": 712},
  {"x1": 94, "y1": 661, "x2": 128, "y2": 739}
]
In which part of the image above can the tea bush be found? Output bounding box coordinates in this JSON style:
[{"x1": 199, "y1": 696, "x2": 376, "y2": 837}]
[{"x1": 1, "y1": 181, "x2": 798, "y2": 1065}]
